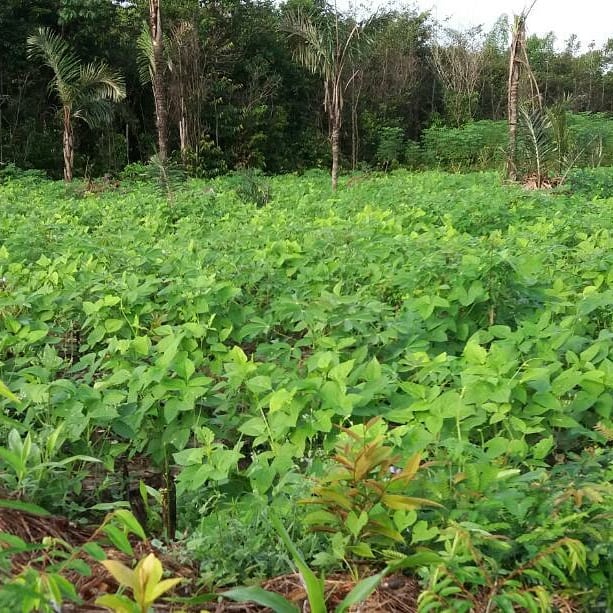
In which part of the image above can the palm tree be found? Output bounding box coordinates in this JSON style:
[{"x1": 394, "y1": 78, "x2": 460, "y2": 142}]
[
  {"x1": 283, "y1": 9, "x2": 365, "y2": 190},
  {"x1": 148, "y1": 0, "x2": 169, "y2": 162},
  {"x1": 27, "y1": 28, "x2": 126, "y2": 182}
]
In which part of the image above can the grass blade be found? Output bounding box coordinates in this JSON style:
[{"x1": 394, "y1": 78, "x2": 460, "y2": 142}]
[
  {"x1": 335, "y1": 569, "x2": 387, "y2": 613},
  {"x1": 269, "y1": 511, "x2": 327, "y2": 613}
]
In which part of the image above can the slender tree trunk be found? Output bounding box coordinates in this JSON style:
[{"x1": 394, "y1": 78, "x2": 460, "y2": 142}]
[
  {"x1": 179, "y1": 114, "x2": 187, "y2": 162},
  {"x1": 63, "y1": 106, "x2": 74, "y2": 182},
  {"x1": 125, "y1": 123, "x2": 130, "y2": 164},
  {"x1": 351, "y1": 92, "x2": 357, "y2": 171},
  {"x1": 149, "y1": 0, "x2": 168, "y2": 161},
  {"x1": 331, "y1": 119, "x2": 340, "y2": 191},
  {"x1": 177, "y1": 39, "x2": 189, "y2": 163},
  {"x1": 0, "y1": 71, "x2": 3, "y2": 165},
  {"x1": 179, "y1": 93, "x2": 188, "y2": 163},
  {"x1": 506, "y1": 16, "x2": 524, "y2": 181},
  {"x1": 330, "y1": 122, "x2": 341, "y2": 191}
]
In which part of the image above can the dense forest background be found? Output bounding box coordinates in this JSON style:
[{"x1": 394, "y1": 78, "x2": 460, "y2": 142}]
[{"x1": 0, "y1": 0, "x2": 611, "y2": 178}]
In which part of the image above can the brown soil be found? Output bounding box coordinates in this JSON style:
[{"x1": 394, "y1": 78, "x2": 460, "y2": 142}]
[
  {"x1": 208, "y1": 572, "x2": 420, "y2": 612},
  {"x1": 1, "y1": 508, "x2": 195, "y2": 610},
  {"x1": 521, "y1": 173, "x2": 563, "y2": 190},
  {"x1": 1, "y1": 508, "x2": 421, "y2": 612}
]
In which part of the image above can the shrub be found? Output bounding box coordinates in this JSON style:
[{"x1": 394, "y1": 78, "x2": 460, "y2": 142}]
[
  {"x1": 375, "y1": 127, "x2": 404, "y2": 171},
  {"x1": 234, "y1": 169, "x2": 272, "y2": 207},
  {"x1": 421, "y1": 120, "x2": 507, "y2": 171}
]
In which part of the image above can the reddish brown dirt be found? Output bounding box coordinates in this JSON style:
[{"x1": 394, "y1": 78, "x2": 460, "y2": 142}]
[
  {"x1": 1, "y1": 507, "x2": 423, "y2": 611},
  {"x1": 208, "y1": 572, "x2": 420, "y2": 612}
]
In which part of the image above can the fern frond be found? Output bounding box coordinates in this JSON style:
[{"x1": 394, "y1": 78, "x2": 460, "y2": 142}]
[{"x1": 594, "y1": 421, "x2": 613, "y2": 441}]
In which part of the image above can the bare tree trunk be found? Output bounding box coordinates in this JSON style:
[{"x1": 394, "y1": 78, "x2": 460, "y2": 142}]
[
  {"x1": 506, "y1": 16, "x2": 524, "y2": 181},
  {"x1": 331, "y1": 120, "x2": 340, "y2": 191},
  {"x1": 149, "y1": 0, "x2": 168, "y2": 161},
  {"x1": 125, "y1": 123, "x2": 130, "y2": 164},
  {"x1": 351, "y1": 93, "x2": 357, "y2": 171},
  {"x1": 176, "y1": 29, "x2": 189, "y2": 163},
  {"x1": 63, "y1": 106, "x2": 74, "y2": 182},
  {"x1": 350, "y1": 71, "x2": 362, "y2": 171},
  {"x1": 179, "y1": 95, "x2": 188, "y2": 163}
]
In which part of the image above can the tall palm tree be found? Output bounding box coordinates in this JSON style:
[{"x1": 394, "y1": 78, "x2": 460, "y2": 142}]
[
  {"x1": 148, "y1": 0, "x2": 169, "y2": 162},
  {"x1": 27, "y1": 28, "x2": 126, "y2": 181},
  {"x1": 283, "y1": 10, "x2": 365, "y2": 190}
]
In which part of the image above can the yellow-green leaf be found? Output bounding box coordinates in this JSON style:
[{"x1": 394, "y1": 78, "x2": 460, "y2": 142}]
[
  {"x1": 311, "y1": 487, "x2": 352, "y2": 510},
  {"x1": 382, "y1": 494, "x2": 443, "y2": 511},
  {"x1": 149, "y1": 577, "x2": 183, "y2": 601},
  {"x1": 366, "y1": 521, "x2": 405, "y2": 543},
  {"x1": 391, "y1": 453, "x2": 421, "y2": 483},
  {"x1": 100, "y1": 560, "x2": 136, "y2": 591},
  {"x1": 94, "y1": 594, "x2": 137, "y2": 613},
  {"x1": 0, "y1": 380, "x2": 18, "y2": 403}
]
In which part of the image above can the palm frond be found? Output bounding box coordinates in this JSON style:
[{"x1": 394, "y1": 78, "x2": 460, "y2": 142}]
[
  {"x1": 71, "y1": 63, "x2": 125, "y2": 127},
  {"x1": 78, "y1": 62, "x2": 126, "y2": 102},
  {"x1": 26, "y1": 27, "x2": 81, "y2": 101},
  {"x1": 137, "y1": 23, "x2": 173, "y2": 80},
  {"x1": 338, "y1": 22, "x2": 362, "y2": 68},
  {"x1": 282, "y1": 10, "x2": 333, "y2": 79},
  {"x1": 520, "y1": 105, "x2": 555, "y2": 184},
  {"x1": 73, "y1": 98, "x2": 114, "y2": 128},
  {"x1": 170, "y1": 20, "x2": 195, "y2": 46},
  {"x1": 137, "y1": 26, "x2": 155, "y2": 85}
]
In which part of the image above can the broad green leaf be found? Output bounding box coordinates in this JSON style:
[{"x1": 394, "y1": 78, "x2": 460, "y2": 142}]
[
  {"x1": 532, "y1": 436, "x2": 554, "y2": 460},
  {"x1": 239, "y1": 416, "x2": 267, "y2": 437},
  {"x1": 0, "y1": 448, "x2": 25, "y2": 474},
  {"x1": 132, "y1": 335, "x2": 151, "y2": 355},
  {"x1": 103, "y1": 524, "x2": 133, "y2": 556},
  {"x1": 347, "y1": 541, "x2": 375, "y2": 558},
  {"x1": 389, "y1": 551, "x2": 443, "y2": 570},
  {"x1": 65, "y1": 558, "x2": 92, "y2": 576},
  {"x1": 485, "y1": 436, "x2": 510, "y2": 459},
  {"x1": 222, "y1": 586, "x2": 299, "y2": 613},
  {"x1": 82, "y1": 542, "x2": 107, "y2": 561},
  {"x1": 269, "y1": 388, "x2": 294, "y2": 412},
  {"x1": 346, "y1": 511, "x2": 368, "y2": 538},
  {"x1": 112, "y1": 509, "x2": 146, "y2": 540},
  {"x1": 551, "y1": 368, "x2": 581, "y2": 396},
  {"x1": 247, "y1": 375, "x2": 272, "y2": 394},
  {"x1": 329, "y1": 359, "x2": 355, "y2": 386},
  {"x1": 0, "y1": 380, "x2": 19, "y2": 403},
  {"x1": 174, "y1": 351, "x2": 195, "y2": 380},
  {"x1": 464, "y1": 340, "x2": 487, "y2": 365},
  {"x1": 104, "y1": 318, "x2": 124, "y2": 333},
  {"x1": 410, "y1": 520, "x2": 439, "y2": 543}
]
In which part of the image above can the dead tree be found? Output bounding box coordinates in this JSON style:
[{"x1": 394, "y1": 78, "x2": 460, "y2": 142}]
[{"x1": 506, "y1": 1, "x2": 541, "y2": 181}]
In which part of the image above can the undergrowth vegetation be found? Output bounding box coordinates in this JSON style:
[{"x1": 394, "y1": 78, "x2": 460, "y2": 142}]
[
  {"x1": 418, "y1": 112, "x2": 613, "y2": 172},
  {"x1": 0, "y1": 168, "x2": 612, "y2": 611}
]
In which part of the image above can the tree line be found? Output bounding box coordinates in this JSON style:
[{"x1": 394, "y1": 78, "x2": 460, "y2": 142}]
[{"x1": 0, "y1": 0, "x2": 611, "y2": 181}]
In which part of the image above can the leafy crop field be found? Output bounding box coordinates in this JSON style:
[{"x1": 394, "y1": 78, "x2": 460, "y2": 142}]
[{"x1": 1, "y1": 168, "x2": 612, "y2": 611}]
